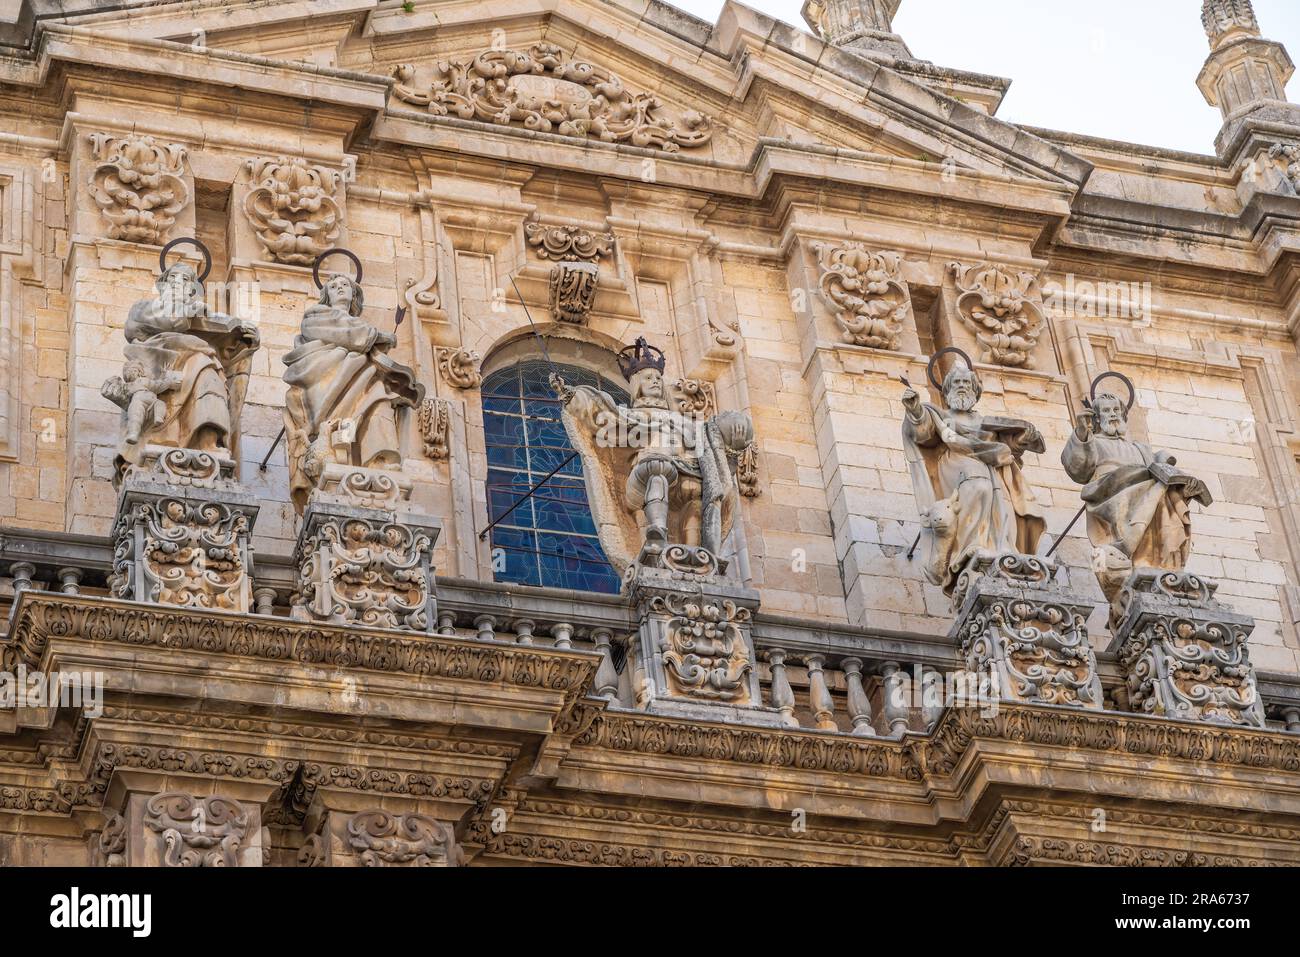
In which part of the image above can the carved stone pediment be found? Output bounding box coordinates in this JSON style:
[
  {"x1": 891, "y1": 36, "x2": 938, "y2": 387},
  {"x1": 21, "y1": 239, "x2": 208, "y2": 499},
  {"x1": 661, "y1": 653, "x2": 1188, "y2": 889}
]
[{"x1": 392, "y1": 43, "x2": 713, "y2": 152}]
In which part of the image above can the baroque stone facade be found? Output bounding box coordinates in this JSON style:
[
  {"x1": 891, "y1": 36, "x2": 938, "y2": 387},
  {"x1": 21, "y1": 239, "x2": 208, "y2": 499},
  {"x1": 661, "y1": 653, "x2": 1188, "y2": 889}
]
[{"x1": 2, "y1": 0, "x2": 1300, "y2": 868}]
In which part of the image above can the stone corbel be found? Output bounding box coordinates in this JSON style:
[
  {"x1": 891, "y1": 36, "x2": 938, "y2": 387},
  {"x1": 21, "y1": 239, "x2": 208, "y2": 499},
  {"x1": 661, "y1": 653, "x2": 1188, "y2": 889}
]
[
  {"x1": 944, "y1": 261, "x2": 1052, "y2": 372},
  {"x1": 85, "y1": 131, "x2": 192, "y2": 245},
  {"x1": 241, "y1": 154, "x2": 346, "y2": 266},
  {"x1": 418, "y1": 397, "x2": 451, "y2": 461}
]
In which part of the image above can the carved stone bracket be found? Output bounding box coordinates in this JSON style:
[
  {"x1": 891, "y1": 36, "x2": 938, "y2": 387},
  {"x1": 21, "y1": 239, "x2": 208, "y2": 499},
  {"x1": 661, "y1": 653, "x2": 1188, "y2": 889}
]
[
  {"x1": 143, "y1": 792, "x2": 253, "y2": 867},
  {"x1": 946, "y1": 262, "x2": 1046, "y2": 369},
  {"x1": 108, "y1": 446, "x2": 260, "y2": 613},
  {"x1": 549, "y1": 260, "x2": 599, "y2": 324},
  {"x1": 392, "y1": 44, "x2": 712, "y2": 152},
  {"x1": 242, "y1": 155, "x2": 345, "y2": 265},
  {"x1": 623, "y1": 554, "x2": 769, "y2": 719},
  {"x1": 1108, "y1": 569, "x2": 1265, "y2": 728},
  {"x1": 418, "y1": 397, "x2": 451, "y2": 461},
  {"x1": 291, "y1": 464, "x2": 441, "y2": 632},
  {"x1": 950, "y1": 552, "x2": 1103, "y2": 710},
  {"x1": 435, "y1": 347, "x2": 482, "y2": 390},
  {"x1": 346, "y1": 810, "x2": 463, "y2": 867},
  {"x1": 87, "y1": 132, "x2": 190, "y2": 245},
  {"x1": 814, "y1": 241, "x2": 911, "y2": 350}
]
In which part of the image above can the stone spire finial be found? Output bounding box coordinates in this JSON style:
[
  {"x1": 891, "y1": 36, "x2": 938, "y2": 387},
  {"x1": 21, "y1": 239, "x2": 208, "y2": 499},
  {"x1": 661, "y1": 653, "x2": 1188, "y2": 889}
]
[
  {"x1": 1202, "y1": 0, "x2": 1261, "y2": 50},
  {"x1": 1196, "y1": 0, "x2": 1294, "y2": 121},
  {"x1": 801, "y1": 0, "x2": 911, "y2": 59}
]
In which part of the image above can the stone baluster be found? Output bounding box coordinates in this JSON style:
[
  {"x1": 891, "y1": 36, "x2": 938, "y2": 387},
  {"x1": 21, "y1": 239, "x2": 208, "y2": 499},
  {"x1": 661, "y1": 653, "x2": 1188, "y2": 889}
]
[
  {"x1": 921, "y1": 666, "x2": 944, "y2": 729},
  {"x1": 474, "y1": 615, "x2": 497, "y2": 643},
  {"x1": 514, "y1": 619, "x2": 535, "y2": 646},
  {"x1": 881, "y1": 661, "x2": 911, "y2": 737},
  {"x1": 437, "y1": 612, "x2": 455, "y2": 636},
  {"x1": 766, "y1": 649, "x2": 799, "y2": 728},
  {"x1": 551, "y1": 622, "x2": 573, "y2": 650},
  {"x1": 841, "y1": 657, "x2": 877, "y2": 737},
  {"x1": 1284, "y1": 708, "x2": 1300, "y2": 733},
  {"x1": 592, "y1": 628, "x2": 619, "y2": 700},
  {"x1": 253, "y1": 587, "x2": 276, "y2": 616},
  {"x1": 9, "y1": 562, "x2": 35, "y2": 595},
  {"x1": 57, "y1": 567, "x2": 83, "y2": 595},
  {"x1": 805, "y1": 655, "x2": 837, "y2": 731}
]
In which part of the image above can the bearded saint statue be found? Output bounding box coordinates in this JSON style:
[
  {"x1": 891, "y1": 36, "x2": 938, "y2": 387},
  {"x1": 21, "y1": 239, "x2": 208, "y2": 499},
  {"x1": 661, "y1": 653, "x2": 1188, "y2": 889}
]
[
  {"x1": 281, "y1": 271, "x2": 422, "y2": 512},
  {"x1": 1061, "y1": 386, "x2": 1212, "y2": 602},
  {"x1": 553, "y1": 337, "x2": 754, "y2": 574},
  {"x1": 902, "y1": 355, "x2": 1047, "y2": 596},
  {"x1": 109, "y1": 258, "x2": 259, "y2": 469}
]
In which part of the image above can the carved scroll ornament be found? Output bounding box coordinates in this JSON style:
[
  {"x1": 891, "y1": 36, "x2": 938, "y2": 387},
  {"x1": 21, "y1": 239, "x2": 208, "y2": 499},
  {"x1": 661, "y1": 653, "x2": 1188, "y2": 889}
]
[
  {"x1": 815, "y1": 242, "x2": 911, "y2": 350},
  {"x1": 948, "y1": 262, "x2": 1046, "y2": 369},
  {"x1": 243, "y1": 156, "x2": 345, "y2": 266},
  {"x1": 87, "y1": 133, "x2": 190, "y2": 245},
  {"x1": 392, "y1": 43, "x2": 713, "y2": 153}
]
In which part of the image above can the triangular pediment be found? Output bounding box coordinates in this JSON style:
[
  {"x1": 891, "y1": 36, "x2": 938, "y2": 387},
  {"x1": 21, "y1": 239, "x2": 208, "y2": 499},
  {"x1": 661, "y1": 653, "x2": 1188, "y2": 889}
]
[{"x1": 27, "y1": 0, "x2": 1091, "y2": 194}]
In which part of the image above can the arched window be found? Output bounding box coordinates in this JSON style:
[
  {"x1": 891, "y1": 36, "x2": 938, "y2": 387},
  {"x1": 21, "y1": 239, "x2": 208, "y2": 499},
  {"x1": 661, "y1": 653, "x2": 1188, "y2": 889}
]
[{"x1": 483, "y1": 358, "x2": 628, "y2": 594}]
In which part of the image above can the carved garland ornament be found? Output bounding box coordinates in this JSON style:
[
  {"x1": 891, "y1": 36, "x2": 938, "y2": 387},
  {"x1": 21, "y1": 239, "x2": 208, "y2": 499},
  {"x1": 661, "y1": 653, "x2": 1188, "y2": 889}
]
[
  {"x1": 948, "y1": 262, "x2": 1046, "y2": 369},
  {"x1": 815, "y1": 242, "x2": 911, "y2": 350},
  {"x1": 143, "y1": 792, "x2": 249, "y2": 867},
  {"x1": 392, "y1": 44, "x2": 713, "y2": 153},
  {"x1": 87, "y1": 132, "x2": 190, "y2": 245},
  {"x1": 242, "y1": 156, "x2": 345, "y2": 266}
]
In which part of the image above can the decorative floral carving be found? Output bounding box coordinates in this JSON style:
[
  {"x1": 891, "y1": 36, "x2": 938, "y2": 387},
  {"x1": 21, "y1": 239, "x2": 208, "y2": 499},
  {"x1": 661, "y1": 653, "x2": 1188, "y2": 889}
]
[
  {"x1": 1112, "y1": 570, "x2": 1264, "y2": 728},
  {"x1": 242, "y1": 155, "x2": 344, "y2": 265},
  {"x1": 649, "y1": 591, "x2": 753, "y2": 702},
  {"x1": 144, "y1": 792, "x2": 249, "y2": 867},
  {"x1": 293, "y1": 514, "x2": 435, "y2": 631},
  {"x1": 549, "y1": 261, "x2": 599, "y2": 323},
  {"x1": 392, "y1": 44, "x2": 713, "y2": 153},
  {"x1": 347, "y1": 811, "x2": 463, "y2": 866},
  {"x1": 815, "y1": 242, "x2": 911, "y2": 350},
  {"x1": 418, "y1": 397, "x2": 451, "y2": 460},
  {"x1": 947, "y1": 262, "x2": 1046, "y2": 369},
  {"x1": 109, "y1": 497, "x2": 253, "y2": 612},
  {"x1": 671, "y1": 378, "x2": 715, "y2": 416},
  {"x1": 525, "y1": 221, "x2": 614, "y2": 262},
  {"x1": 97, "y1": 812, "x2": 127, "y2": 867},
  {"x1": 435, "y1": 347, "x2": 481, "y2": 390},
  {"x1": 87, "y1": 132, "x2": 189, "y2": 245},
  {"x1": 734, "y1": 443, "x2": 760, "y2": 498}
]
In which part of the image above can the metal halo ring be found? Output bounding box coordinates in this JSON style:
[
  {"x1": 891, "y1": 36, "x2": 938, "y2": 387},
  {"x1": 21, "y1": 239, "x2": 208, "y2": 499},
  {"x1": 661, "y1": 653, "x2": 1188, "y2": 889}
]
[
  {"x1": 158, "y1": 237, "x2": 212, "y2": 283},
  {"x1": 312, "y1": 248, "x2": 363, "y2": 289},
  {"x1": 927, "y1": 347, "x2": 974, "y2": 392},
  {"x1": 1090, "y1": 371, "x2": 1136, "y2": 413}
]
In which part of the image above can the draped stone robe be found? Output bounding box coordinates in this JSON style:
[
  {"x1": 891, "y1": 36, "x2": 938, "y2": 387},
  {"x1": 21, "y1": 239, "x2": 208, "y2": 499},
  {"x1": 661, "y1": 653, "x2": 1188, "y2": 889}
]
[
  {"x1": 1061, "y1": 429, "x2": 1211, "y2": 600},
  {"x1": 903, "y1": 404, "x2": 1046, "y2": 596},
  {"x1": 282, "y1": 302, "x2": 419, "y2": 511}
]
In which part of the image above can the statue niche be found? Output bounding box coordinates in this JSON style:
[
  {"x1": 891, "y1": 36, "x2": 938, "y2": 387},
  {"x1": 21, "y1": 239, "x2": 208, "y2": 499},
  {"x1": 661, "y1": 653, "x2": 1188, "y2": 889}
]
[
  {"x1": 554, "y1": 337, "x2": 754, "y2": 574},
  {"x1": 282, "y1": 251, "x2": 423, "y2": 512},
  {"x1": 902, "y1": 348, "x2": 1047, "y2": 598},
  {"x1": 103, "y1": 239, "x2": 259, "y2": 472}
]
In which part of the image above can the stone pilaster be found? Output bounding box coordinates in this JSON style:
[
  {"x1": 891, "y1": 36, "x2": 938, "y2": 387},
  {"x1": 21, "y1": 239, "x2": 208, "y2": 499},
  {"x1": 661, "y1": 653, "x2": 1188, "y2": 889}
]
[
  {"x1": 949, "y1": 552, "x2": 1103, "y2": 710},
  {"x1": 1108, "y1": 569, "x2": 1265, "y2": 728},
  {"x1": 108, "y1": 446, "x2": 260, "y2": 613},
  {"x1": 291, "y1": 463, "x2": 441, "y2": 632},
  {"x1": 624, "y1": 545, "x2": 777, "y2": 724}
]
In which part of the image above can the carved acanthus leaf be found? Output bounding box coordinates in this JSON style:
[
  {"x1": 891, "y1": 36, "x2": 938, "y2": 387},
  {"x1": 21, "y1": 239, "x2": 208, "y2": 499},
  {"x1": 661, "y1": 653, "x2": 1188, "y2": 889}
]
[
  {"x1": 418, "y1": 397, "x2": 451, "y2": 460},
  {"x1": 87, "y1": 133, "x2": 189, "y2": 245},
  {"x1": 392, "y1": 44, "x2": 713, "y2": 153},
  {"x1": 814, "y1": 242, "x2": 911, "y2": 350},
  {"x1": 948, "y1": 261, "x2": 1046, "y2": 369},
  {"x1": 242, "y1": 155, "x2": 345, "y2": 265}
]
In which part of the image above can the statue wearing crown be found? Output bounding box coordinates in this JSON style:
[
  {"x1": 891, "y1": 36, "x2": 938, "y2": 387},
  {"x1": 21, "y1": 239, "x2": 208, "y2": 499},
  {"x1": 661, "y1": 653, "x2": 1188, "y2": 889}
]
[{"x1": 553, "y1": 338, "x2": 754, "y2": 574}]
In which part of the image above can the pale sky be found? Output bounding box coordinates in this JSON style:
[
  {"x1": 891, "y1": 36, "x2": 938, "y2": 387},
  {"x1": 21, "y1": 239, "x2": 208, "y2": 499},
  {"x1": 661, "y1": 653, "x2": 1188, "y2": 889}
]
[{"x1": 676, "y1": 0, "x2": 1300, "y2": 155}]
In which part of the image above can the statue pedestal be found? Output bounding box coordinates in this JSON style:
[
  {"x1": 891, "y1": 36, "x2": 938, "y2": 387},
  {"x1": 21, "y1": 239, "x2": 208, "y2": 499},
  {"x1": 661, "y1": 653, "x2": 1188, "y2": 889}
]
[
  {"x1": 1107, "y1": 569, "x2": 1265, "y2": 728},
  {"x1": 624, "y1": 546, "x2": 783, "y2": 725},
  {"x1": 291, "y1": 464, "x2": 441, "y2": 632},
  {"x1": 948, "y1": 552, "x2": 1103, "y2": 710},
  {"x1": 108, "y1": 446, "x2": 260, "y2": 613}
]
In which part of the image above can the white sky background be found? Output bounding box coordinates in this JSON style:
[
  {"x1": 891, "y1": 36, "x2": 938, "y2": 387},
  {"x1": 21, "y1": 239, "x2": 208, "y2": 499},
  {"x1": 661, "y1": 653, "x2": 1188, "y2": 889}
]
[{"x1": 675, "y1": 0, "x2": 1300, "y2": 155}]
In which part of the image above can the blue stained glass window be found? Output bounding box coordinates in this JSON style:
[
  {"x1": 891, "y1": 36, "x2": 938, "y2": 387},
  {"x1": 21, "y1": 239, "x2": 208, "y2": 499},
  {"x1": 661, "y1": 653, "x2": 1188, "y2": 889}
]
[{"x1": 483, "y1": 359, "x2": 628, "y2": 595}]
